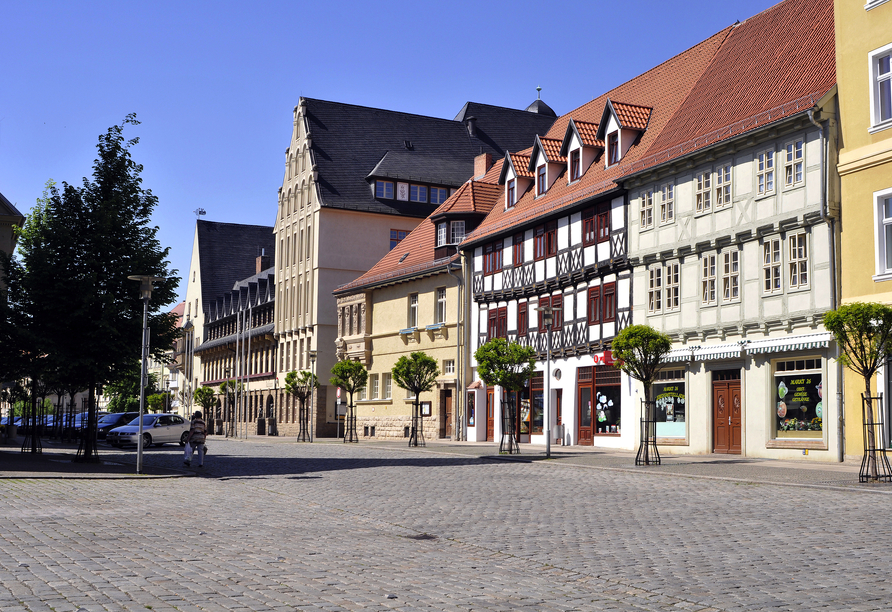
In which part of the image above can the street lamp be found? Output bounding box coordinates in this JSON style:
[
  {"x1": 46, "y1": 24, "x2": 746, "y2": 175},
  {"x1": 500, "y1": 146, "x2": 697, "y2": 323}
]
[
  {"x1": 309, "y1": 349, "x2": 317, "y2": 443},
  {"x1": 128, "y1": 274, "x2": 166, "y2": 475},
  {"x1": 536, "y1": 304, "x2": 555, "y2": 459}
]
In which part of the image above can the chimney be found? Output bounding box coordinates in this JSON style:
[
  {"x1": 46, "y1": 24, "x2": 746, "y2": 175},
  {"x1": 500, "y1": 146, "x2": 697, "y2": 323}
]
[
  {"x1": 464, "y1": 115, "x2": 477, "y2": 137},
  {"x1": 474, "y1": 152, "x2": 493, "y2": 179},
  {"x1": 256, "y1": 248, "x2": 270, "y2": 274}
]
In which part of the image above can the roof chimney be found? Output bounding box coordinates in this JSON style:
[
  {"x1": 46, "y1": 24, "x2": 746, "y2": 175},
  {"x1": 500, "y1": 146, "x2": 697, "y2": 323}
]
[
  {"x1": 474, "y1": 152, "x2": 493, "y2": 179},
  {"x1": 256, "y1": 248, "x2": 270, "y2": 274},
  {"x1": 465, "y1": 116, "x2": 477, "y2": 137}
]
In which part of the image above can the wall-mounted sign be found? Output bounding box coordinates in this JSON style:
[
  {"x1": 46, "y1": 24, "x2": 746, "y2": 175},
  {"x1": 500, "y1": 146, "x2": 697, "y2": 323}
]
[
  {"x1": 421, "y1": 401, "x2": 432, "y2": 416},
  {"x1": 397, "y1": 182, "x2": 409, "y2": 201}
]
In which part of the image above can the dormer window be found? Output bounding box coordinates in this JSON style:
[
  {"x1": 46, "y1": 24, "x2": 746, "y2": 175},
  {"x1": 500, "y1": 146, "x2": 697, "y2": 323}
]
[
  {"x1": 570, "y1": 150, "x2": 581, "y2": 181},
  {"x1": 507, "y1": 179, "x2": 516, "y2": 208},
  {"x1": 607, "y1": 133, "x2": 619, "y2": 165},
  {"x1": 410, "y1": 184, "x2": 428, "y2": 202},
  {"x1": 436, "y1": 222, "x2": 447, "y2": 247},
  {"x1": 431, "y1": 187, "x2": 448, "y2": 205},
  {"x1": 537, "y1": 165, "x2": 547, "y2": 195},
  {"x1": 376, "y1": 180, "x2": 394, "y2": 199},
  {"x1": 450, "y1": 221, "x2": 465, "y2": 244}
]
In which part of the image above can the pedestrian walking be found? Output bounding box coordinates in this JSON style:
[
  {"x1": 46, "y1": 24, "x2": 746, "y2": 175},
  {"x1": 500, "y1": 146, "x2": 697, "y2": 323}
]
[{"x1": 184, "y1": 411, "x2": 207, "y2": 468}]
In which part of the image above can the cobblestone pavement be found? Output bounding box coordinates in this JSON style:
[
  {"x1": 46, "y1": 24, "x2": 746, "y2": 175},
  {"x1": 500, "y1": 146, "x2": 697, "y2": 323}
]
[{"x1": 2, "y1": 439, "x2": 891, "y2": 611}]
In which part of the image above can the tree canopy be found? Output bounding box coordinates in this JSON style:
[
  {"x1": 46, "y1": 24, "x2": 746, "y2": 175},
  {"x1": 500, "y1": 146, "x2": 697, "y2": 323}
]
[
  {"x1": 824, "y1": 302, "x2": 892, "y2": 389},
  {"x1": 285, "y1": 370, "x2": 320, "y2": 404},
  {"x1": 474, "y1": 338, "x2": 535, "y2": 392},
  {"x1": 330, "y1": 359, "x2": 368, "y2": 406},
  {"x1": 610, "y1": 325, "x2": 672, "y2": 404},
  {"x1": 193, "y1": 386, "x2": 217, "y2": 415},
  {"x1": 392, "y1": 352, "x2": 439, "y2": 399}
]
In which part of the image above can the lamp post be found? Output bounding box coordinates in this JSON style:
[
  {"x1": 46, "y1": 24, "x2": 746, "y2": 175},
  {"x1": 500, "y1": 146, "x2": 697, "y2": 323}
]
[
  {"x1": 223, "y1": 366, "x2": 231, "y2": 437},
  {"x1": 309, "y1": 349, "x2": 317, "y2": 443},
  {"x1": 128, "y1": 274, "x2": 166, "y2": 475},
  {"x1": 536, "y1": 304, "x2": 554, "y2": 459}
]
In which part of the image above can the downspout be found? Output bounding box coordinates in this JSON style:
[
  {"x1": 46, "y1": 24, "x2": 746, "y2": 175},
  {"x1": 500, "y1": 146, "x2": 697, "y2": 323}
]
[
  {"x1": 446, "y1": 258, "x2": 464, "y2": 441},
  {"x1": 808, "y1": 107, "x2": 843, "y2": 462}
]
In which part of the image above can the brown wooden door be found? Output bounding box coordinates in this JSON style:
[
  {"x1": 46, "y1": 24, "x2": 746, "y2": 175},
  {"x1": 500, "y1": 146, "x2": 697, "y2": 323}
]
[
  {"x1": 486, "y1": 388, "x2": 495, "y2": 442},
  {"x1": 713, "y1": 379, "x2": 742, "y2": 454},
  {"x1": 578, "y1": 385, "x2": 593, "y2": 445},
  {"x1": 444, "y1": 391, "x2": 453, "y2": 439}
]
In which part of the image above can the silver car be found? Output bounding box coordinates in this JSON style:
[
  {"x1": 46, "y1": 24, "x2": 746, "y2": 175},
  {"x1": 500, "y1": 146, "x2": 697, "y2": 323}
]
[{"x1": 106, "y1": 413, "x2": 190, "y2": 448}]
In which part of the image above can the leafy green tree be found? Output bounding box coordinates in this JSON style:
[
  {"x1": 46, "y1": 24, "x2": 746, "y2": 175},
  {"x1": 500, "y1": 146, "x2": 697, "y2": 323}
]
[
  {"x1": 474, "y1": 338, "x2": 535, "y2": 453},
  {"x1": 330, "y1": 359, "x2": 367, "y2": 442},
  {"x1": 611, "y1": 325, "x2": 672, "y2": 406},
  {"x1": 285, "y1": 370, "x2": 319, "y2": 441},
  {"x1": 392, "y1": 352, "x2": 439, "y2": 446},
  {"x1": 824, "y1": 302, "x2": 892, "y2": 479},
  {"x1": 147, "y1": 393, "x2": 165, "y2": 413},
  {"x1": 193, "y1": 386, "x2": 217, "y2": 416},
  {"x1": 105, "y1": 368, "x2": 158, "y2": 413},
  {"x1": 219, "y1": 379, "x2": 244, "y2": 436}
]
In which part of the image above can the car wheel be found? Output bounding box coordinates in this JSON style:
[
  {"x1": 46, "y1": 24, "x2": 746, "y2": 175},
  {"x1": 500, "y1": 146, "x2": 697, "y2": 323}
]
[
  {"x1": 180, "y1": 432, "x2": 189, "y2": 446},
  {"x1": 142, "y1": 433, "x2": 152, "y2": 448}
]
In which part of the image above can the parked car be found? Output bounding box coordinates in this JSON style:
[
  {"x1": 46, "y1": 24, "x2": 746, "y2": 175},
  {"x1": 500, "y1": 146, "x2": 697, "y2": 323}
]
[
  {"x1": 97, "y1": 412, "x2": 139, "y2": 439},
  {"x1": 107, "y1": 413, "x2": 190, "y2": 448}
]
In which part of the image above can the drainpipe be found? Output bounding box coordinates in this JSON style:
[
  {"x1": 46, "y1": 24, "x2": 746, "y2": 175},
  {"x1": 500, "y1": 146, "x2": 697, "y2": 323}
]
[
  {"x1": 446, "y1": 258, "x2": 464, "y2": 441},
  {"x1": 808, "y1": 108, "x2": 843, "y2": 463}
]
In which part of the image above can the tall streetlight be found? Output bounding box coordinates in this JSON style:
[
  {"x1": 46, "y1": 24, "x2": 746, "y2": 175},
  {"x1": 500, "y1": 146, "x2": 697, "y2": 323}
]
[
  {"x1": 536, "y1": 304, "x2": 555, "y2": 459},
  {"x1": 128, "y1": 275, "x2": 166, "y2": 475},
  {"x1": 309, "y1": 349, "x2": 317, "y2": 443}
]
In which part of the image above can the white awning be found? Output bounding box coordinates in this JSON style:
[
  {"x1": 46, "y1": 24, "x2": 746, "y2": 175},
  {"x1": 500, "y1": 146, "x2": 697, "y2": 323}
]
[
  {"x1": 663, "y1": 347, "x2": 694, "y2": 362},
  {"x1": 745, "y1": 332, "x2": 834, "y2": 355},
  {"x1": 692, "y1": 343, "x2": 744, "y2": 361}
]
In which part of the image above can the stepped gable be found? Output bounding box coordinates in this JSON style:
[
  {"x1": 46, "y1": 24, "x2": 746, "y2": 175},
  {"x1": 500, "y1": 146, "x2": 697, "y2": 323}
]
[
  {"x1": 463, "y1": 24, "x2": 733, "y2": 246},
  {"x1": 629, "y1": 0, "x2": 835, "y2": 175}
]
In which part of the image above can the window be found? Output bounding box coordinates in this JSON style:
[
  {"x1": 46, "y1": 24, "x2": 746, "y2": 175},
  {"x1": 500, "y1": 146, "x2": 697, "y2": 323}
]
[
  {"x1": 784, "y1": 140, "x2": 804, "y2": 187},
  {"x1": 436, "y1": 287, "x2": 447, "y2": 324},
  {"x1": 518, "y1": 302, "x2": 528, "y2": 337},
  {"x1": 722, "y1": 250, "x2": 739, "y2": 301},
  {"x1": 602, "y1": 282, "x2": 616, "y2": 322},
  {"x1": 660, "y1": 183, "x2": 674, "y2": 223},
  {"x1": 444, "y1": 360, "x2": 455, "y2": 375},
  {"x1": 583, "y1": 208, "x2": 596, "y2": 245},
  {"x1": 597, "y1": 206, "x2": 610, "y2": 242},
  {"x1": 588, "y1": 287, "x2": 600, "y2": 324},
  {"x1": 305, "y1": 227, "x2": 311, "y2": 261},
  {"x1": 665, "y1": 263, "x2": 680, "y2": 311},
  {"x1": 648, "y1": 267, "x2": 663, "y2": 313},
  {"x1": 607, "y1": 132, "x2": 619, "y2": 165},
  {"x1": 701, "y1": 255, "x2": 717, "y2": 305},
  {"x1": 390, "y1": 229, "x2": 408, "y2": 250},
  {"x1": 488, "y1": 307, "x2": 507, "y2": 340},
  {"x1": 537, "y1": 165, "x2": 547, "y2": 195},
  {"x1": 640, "y1": 190, "x2": 654, "y2": 229},
  {"x1": 450, "y1": 221, "x2": 465, "y2": 244},
  {"x1": 358, "y1": 386, "x2": 367, "y2": 401},
  {"x1": 695, "y1": 171, "x2": 711, "y2": 213},
  {"x1": 789, "y1": 233, "x2": 808, "y2": 289},
  {"x1": 774, "y1": 358, "x2": 823, "y2": 438},
  {"x1": 513, "y1": 233, "x2": 524, "y2": 266},
  {"x1": 376, "y1": 180, "x2": 394, "y2": 199},
  {"x1": 874, "y1": 189, "x2": 892, "y2": 277},
  {"x1": 483, "y1": 241, "x2": 502, "y2": 275},
  {"x1": 507, "y1": 180, "x2": 516, "y2": 207},
  {"x1": 763, "y1": 238, "x2": 782, "y2": 293},
  {"x1": 431, "y1": 187, "x2": 448, "y2": 205},
  {"x1": 870, "y1": 43, "x2": 892, "y2": 129},
  {"x1": 436, "y1": 222, "x2": 447, "y2": 247},
  {"x1": 410, "y1": 184, "x2": 428, "y2": 202},
  {"x1": 408, "y1": 293, "x2": 418, "y2": 328},
  {"x1": 371, "y1": 374, "x2": 379, "y2": 399},
  {"x1": 552, "y1": 294, "x2": 563, "y2": 328},
  {"x1": 570, "y1": 149, "x2": 581, "y2": 181},
  {"x1": 534, "y1": 223, "x2": 556, "y2": 260},
  {"x1": 757, "y1": 150, "x2": 775, "y2": 195},
  {"x1": 538, "y1": 296, "x2": 550, "y2": 332},
  {"x1": 715, "y1": 165, "x2": 732, "y2": 207},
  {"x1": 383, "y1": 373, "x2": 392, "y2": 399}
]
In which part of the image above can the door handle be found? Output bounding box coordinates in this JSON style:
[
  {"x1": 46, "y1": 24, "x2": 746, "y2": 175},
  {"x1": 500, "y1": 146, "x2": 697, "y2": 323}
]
[{"x1": 729, "y1": 416, "x2": 731, "y2": 426}]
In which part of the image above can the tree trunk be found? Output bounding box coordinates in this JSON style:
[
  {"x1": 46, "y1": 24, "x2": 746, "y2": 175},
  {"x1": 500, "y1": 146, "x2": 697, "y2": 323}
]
[{"x1": 866, "y1": 377, "x2": 878, "y2": 479}]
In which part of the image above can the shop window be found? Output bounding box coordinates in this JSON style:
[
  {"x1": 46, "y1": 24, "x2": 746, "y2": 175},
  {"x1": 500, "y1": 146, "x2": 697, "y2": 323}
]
[
  {"x1": 653, "y1": 369, "x2": 686, "y2": 438},
  {"x1": 579, "y1": 365, "x2": 622, "y2": 435},
  {"x1": 774, "y1": 358, "x2": 823, "y2": 439},
  {"x1": 529, "y1": 372, "x2": 545, "y2": 435}
]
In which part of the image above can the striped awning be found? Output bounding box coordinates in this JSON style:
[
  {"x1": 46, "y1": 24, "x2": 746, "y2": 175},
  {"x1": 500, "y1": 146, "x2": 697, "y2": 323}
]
[
  {"x1": 663, "y1": 347, "x2": 695, "y2": 362},
  {"x1": 692, "y1": 343, "x2": 744, "y2": 361},
  {"x1": 745, "y1": 332, "x2": 833, "y2": 355}
]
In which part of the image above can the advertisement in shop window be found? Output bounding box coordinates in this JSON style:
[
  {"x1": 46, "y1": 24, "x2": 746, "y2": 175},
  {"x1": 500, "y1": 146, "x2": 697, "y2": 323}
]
[
  {"x1": 775, "y1": 372, "x2": 823, "y2": 438},
  {"x1": 653, "y1": 381, "x2": 685, "y2": 438}
]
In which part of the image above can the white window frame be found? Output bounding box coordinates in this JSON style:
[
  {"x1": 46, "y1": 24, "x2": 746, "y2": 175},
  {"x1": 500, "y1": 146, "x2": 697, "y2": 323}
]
[
  {"x1": 408, "y1": 293, "x2": 418, "y2": 328},
  {"x1": 722, "y1": 250, "x2": 740, "y2": 302},
  {"x1": 715, "y1": 164, "x2": 732, "y2": 208},
  {"x1": 869, "y1": 41, "x2": 892, "y2": 132},
  {"x1": 436, "y1": 287, "x2": 447, "y2": 324},
  {"x1": 450, "y1": 220, "x2": 465, "y2": 244},
  {"x1": 665, "y1": 262, "x2": 680, "y2": 311},
  {"x1": 784, "y1": 139, "x2": 804, "y2": 188},
  {"x1": 383, "y1": 373, "x2": 392, "y2": 399},
  {"x1": 788, "y1": 232, "x2": 809, "y2": 290},
  {"x1": 763, "y1": 238, "x2": 782, "y2": 294},
  {"x1": 648, "y1": 267, "x2": 663, "y2": 313},
  {"x1": 660, "y1": 183, "x2": 675, "y2": 224},
  {"x1": 701, "y1": 254, "x2": 717, "y2": 306},
  {"x1": 757, "y1": 150, "x2": 775, "y2": 195},
  {"x1": 695, "y1": 171, "x2": 711, "y2": 214},
  {"x1": 436, "y1": 222, "x2": 447, "y2": 247},
  {"x1": 444, "y1": 359, "x2": 455, "y2": 375},
  {"x1": 640, "y1": 190, "x2": 654, "y2": 229},
  {"x1": 371, "y1": 374, "x2": 379, "y2": 399},
  {"x1": 874, "y1": 187, "x2": 892, "y2": 280}
]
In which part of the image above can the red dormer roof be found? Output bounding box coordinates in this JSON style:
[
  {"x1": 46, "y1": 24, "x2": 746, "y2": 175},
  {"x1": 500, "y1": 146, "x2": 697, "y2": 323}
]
[
  {"x1": 528, "y1": 137, "x2": 566, "y2": 172},
  {"x1": 560, "y1": 119, "x2": 604, "y2": 156},
  {"x1": 509, "y1": 152, "x2": 534, "y2": 179},
  {"x1": 433, "y1": 180, "x2": 503, "y2": 217},
  {"x1": 596, "y1": 99, "x2": 653, "y2": 139}
]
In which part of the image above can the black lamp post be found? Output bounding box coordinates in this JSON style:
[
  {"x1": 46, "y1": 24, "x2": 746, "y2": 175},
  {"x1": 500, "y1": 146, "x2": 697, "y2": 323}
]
[
  {"x1": 309, "y1": 349, "x2": 317, "y2": 442},
  {"x1": 536, "y1": 304, "x2": 555, "y2": 459}
]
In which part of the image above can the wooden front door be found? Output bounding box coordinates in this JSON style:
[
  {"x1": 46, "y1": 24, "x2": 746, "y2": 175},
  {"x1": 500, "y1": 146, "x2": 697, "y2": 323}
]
[
  {"x1": 713, "y1": 375, "x2": 742, "y2": 454},
  {"x1": 486, "y1": 388, "x2": 495, "y2": 442},
  {"x1": 444, "y1": 391, "x2": 453, "y2": 439},
  {"x1": 578, "y1": 385, "x2": 593, "y2": 445}
]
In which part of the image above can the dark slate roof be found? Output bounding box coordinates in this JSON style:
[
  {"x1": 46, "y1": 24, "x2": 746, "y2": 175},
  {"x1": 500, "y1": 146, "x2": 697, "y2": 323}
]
[
  {"x1": 194, "y1": 323, "x2": 274, "y2": 354},
  {"x1": 196, "y1": 220, "x2": 275, "y2": 316},
  {"x1": 0, "y1": 190, "x2": 24, "y2": 219},
  {"x1": 524, "y1": 98, "x2": 557, "y2": 117},
  {"x1": 304, "y1": 98, "x2": 556, "y2": 218}
]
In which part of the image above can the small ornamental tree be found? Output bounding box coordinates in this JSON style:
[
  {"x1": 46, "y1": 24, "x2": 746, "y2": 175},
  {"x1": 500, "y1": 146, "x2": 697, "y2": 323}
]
[
  {"x1": 474, "y1": 338, "x2": 535, "y2": 453},
  {"x1": 219, "y1": 379, "x2": 244, "y2": 436},
  {"x1": 392, "y1": 352, "x2": 439, "y2": 447},
  {"x1": 193, "y1": 386, "x2": 217, "y2": 417},
  {"x1": 285, "y1": 370, "x2": 319, "y2": 442},
  {"x1": 824, "y1": 302, "x2": 892, "y2": 480},
  {"x1": 330, "y1": 359, "x2": 367, "y2": 442}
]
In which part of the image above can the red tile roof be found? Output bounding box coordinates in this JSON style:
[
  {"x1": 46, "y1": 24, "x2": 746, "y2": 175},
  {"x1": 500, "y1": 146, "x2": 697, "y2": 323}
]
[
  {"x1": 573, "y1": 120, "x2": 604, "y2": 148},
  {"x1": 432, "y1": 180, "x2": 503, "y2": 216},
  {"x1": 535, "y1": 137, "x2": 566, "y2": 164},
  {"x1": 610, "y1": 101, "x2": 652, "y2": 131},
  {"x1": 508, "y1": 152, "x2": 534, "y2": 179}
]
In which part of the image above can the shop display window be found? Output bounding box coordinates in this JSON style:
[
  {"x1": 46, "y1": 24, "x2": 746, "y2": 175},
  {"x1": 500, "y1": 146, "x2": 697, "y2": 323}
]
[
  {"x1": 774, "y1": 357, "x2": 823, "y2": 439},
  {"x1": 653, "y1": 369, "x2": 686, "y2": 438}
]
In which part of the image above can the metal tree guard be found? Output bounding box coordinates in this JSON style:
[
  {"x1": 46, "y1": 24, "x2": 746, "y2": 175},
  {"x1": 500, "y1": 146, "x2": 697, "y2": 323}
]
[
  {"x1": 343, "y1": 401, "x2": 359, "y2": 443},
  {"x1": 499, "y1": 396, "x2": 519, "y2": 454},
  {"x1": 409, "y1": 399, "x2": 425, "y2": 447},
  {"x1": 296, "y1": 397, "x2": 310, "y2": 442},
  {"x1": 636, "y1": 399, "x2": 660, "y2": 466},
  {"x1": 860, "y1": 393, "x2": 892, "y2": 483}
]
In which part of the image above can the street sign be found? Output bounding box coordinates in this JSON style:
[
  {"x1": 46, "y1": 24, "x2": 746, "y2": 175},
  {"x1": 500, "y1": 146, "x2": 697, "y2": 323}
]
[{"x1": 336, "y1": 387, "x2": 341, "y2": 399}]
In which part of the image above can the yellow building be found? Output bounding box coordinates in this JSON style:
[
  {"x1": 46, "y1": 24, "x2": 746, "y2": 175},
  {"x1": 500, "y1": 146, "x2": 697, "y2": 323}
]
[{"x1": 835, "y1": 0, "x2": 892, "y2": 458}]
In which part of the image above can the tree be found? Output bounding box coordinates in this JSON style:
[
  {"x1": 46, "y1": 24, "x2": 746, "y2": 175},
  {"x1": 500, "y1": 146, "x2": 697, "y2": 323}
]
[
  {"x1": 392, "y1": 352, "x2": 439, "y2": 447},
  {"x1": 219, "y1": 379, "x2": 244, "y2": 437},
  {"x1": 285, "y1": 370, "x2": 320, "y2": 441},
  {"x1": 193, "y1": 386, "x2": 217, "y2": 416},
  {"x1": 330, "y1": 359, "x2": 367, "y2": 443},
  {"x1": 474, "y1": 338, "x2": 536, "y2": 453},
  {"x1": 824, "y1": 302, "x2": 892, "y2": 480},
  {"x1": 105, "y1": 368, "x2": 158, "y2": 413},
  {"x1": 611, "y1": 324, "x2": 672, "y2": 466},
  {"x1": 147, "y1": 393, "x2": 165, "y2": 413}
]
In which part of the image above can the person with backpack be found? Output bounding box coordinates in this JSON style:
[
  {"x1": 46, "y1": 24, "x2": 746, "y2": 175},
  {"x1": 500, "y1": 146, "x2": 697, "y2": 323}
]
[{"x1": 184, "y1": 411, "x2": 207, "y2": 468}]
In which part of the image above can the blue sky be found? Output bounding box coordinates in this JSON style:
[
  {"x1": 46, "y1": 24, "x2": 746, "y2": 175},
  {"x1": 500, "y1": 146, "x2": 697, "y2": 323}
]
[{"x1": 1, "y1": 0, "x2": 779, "y2": 306}]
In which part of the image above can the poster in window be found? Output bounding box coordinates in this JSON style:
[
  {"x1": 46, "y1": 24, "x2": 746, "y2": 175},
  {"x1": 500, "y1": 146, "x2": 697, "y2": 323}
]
[
  {"x1": 653, "y1": 382, "x2": 686, "y2": 423},
  {"x1": 467, "y1": 393, "x2": 475, "y2": 426},
  {"x1": 421, "y1": 401, "x2": 432, "y2": 417},
  {"x1": 776, "y1": 374, "x2": 822, "y2": 433},
  {"x1": 520, "y1": 399, "x2": 531, "y2": 434}
]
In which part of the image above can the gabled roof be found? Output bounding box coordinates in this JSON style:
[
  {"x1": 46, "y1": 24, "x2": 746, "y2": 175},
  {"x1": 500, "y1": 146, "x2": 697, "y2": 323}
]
[
  {"x1": 304, "y1": 98, "x2": 556, "y2": 219},
  {"x1": 432, "y1": 181, "x2": 503, "y2": 217},
  {"x1": 0, "y1": 190, "x2": 23, "y2": 220},
  {"x1": 196, "y1": 220, "x2": 275, "y2": 315},
  {"x1": 528, "y1": 136, "x2": 566, "y2": 172},
  {"x1": 498, "y1": 151, "x2": 535, "y2": 184},
  {"x1": 595, "y1": 99, "x2": 653, "y2": 139},
  {"x1": 559, "y1": 120, "x2": 604, "y2": 156}
]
